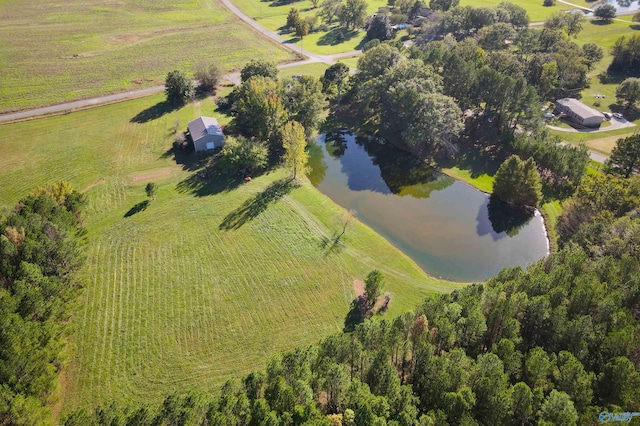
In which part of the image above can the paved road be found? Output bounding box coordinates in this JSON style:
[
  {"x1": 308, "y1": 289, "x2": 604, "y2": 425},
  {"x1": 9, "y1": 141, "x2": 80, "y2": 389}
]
[
  {"x1": 0, "y1": 86, "x2": 167, "y2": 123},
  {"x1": 559, "y1": 141, "x2": 608, "y2": 163},
  {"x1": 547, "y1": 117, "x2": 637, "y2": 133}
]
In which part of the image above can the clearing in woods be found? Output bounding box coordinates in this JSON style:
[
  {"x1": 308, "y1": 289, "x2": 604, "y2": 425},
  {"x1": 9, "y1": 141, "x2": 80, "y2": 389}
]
[
  {"x1": 0, "y1": 0, "x2": 296, "y2": 114},
  {"x1": 0, "y1": 91, "x2": 464, "y2": 413}
]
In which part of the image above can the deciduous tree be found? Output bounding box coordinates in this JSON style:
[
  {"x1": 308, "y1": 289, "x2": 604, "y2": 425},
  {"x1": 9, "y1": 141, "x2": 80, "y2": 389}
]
[
  {"x1": 366, "y1": 14, "x2": 393, "y2": 41},
  {"x1": 219, "y1": 136, "x2": 269, "y2": 173},
  {"x1": 609, "y1": 34, "x2": 640, "y2": 74},
  {"x1": 323, "y1": 62, "x2": 350, "y2": 108},
  {"x1": 145, "y1": 182, "x2": 158, "y2": 200},
  {"x1": 320, "y1": 0, "x2": 342, "y2": 25},
  {"x1": 364, "y1": 270, "x2": 384, "y2": 308},
  {"x1": 594, "y1": 4, "x2": 616, "y2": 22},
  {"x1": 281, "y1": 121, "x2": 309, "y2": 179},
  {"x1": 165, "y1": 70, "x2": 194, "y2": 105},
  {"x1": 616, "y1": 77, "x2": 640, "y2": 109},
  {"x1": 295, "y1": 18, "x2": 310, "y2": 39},
  {"x1": 337, "y1": 0, "x2": 368, "y2": 30},
  {"x1": 194, "y1": 62, "x2": 223, "y2": 92},
  {"x1": 430, "y1": 0, "x2": 459, "y2": 12},
  {"x1": 240, "y1": 59, "x2": 278, "y2": 82},
  {"x1": 582, "y1": 43, "x2": 603, "y2": 70},
  {"x1": 281, "y1": 76, "x2": 327, "y2": 137},
  {"x1": 233, "y1": 76, "x2": 287, "y2": 143}
]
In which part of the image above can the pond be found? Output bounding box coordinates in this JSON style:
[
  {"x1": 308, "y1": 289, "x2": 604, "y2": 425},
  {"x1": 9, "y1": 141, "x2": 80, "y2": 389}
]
[
  {"x1": 598, "y1": 0, "x2": 640, "y2": 13},
  {"x1": 308, "y1": 132, "x2": 549, "y2": 282}
]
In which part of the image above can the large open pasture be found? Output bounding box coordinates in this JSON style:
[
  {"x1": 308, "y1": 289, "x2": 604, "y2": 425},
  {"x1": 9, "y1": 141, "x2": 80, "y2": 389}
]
[
  {"x1": 0, "y1": 0, "x2": 296, "y2": 114},
  {"x1": 0, "y1": 92, "x2": 463, "y2": 413}
]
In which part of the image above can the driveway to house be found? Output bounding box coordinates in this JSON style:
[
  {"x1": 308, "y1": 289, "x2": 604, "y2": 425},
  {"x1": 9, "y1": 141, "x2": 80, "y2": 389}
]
[{"x1": 547, "y1": 117, "x2": 637, "y2": 133}]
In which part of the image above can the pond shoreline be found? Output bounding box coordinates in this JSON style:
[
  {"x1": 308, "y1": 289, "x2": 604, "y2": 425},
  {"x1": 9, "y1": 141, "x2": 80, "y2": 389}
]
[
  {"x1": 310, "y1": 133, "x2": 550, "y2": 282},
  {"x1": 440, "y1": 167, "x2": 555, "y2": 253}
]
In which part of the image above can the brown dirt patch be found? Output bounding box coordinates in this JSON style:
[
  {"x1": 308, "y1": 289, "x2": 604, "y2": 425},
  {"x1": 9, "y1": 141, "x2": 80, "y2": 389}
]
[
  {"x1": 353, "y1": 279, "x2": 364, "y2": 298},
  {"x1": 124, "y1": 166, "x2": 174, "y2": 184}
]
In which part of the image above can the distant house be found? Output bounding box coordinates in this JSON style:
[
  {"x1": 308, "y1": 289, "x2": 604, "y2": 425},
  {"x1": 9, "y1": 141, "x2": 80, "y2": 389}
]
[
  {"x1": 188, "y1": 116, "x2": 224, "y2": 152},
  {"x1": 555, "y1": 98, "x2": 604, "y2": 128}
]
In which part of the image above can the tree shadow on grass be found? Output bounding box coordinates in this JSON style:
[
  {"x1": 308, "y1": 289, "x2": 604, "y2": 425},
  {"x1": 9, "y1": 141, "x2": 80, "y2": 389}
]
[
  {"x1": 343, "y1": 295, "x2": 367, "y2": 332},
  {"x1": 218, "y1": 177, "x2": 297, "y2": 230},
  {"x1": 161, "y1": 146, "x2": 211, "y2": 172},
  {"x1": 270, "y1": 0, "x2": 299, "y2": 6},
  {"x1": 130, "y1": 101, "x2": 180, "y2": 123},
  {"x1": 598, "y1": 71, "x2": 628, "y2": 85},
  {"x1": 124, "y1": 200, "x2": 150, "y2": 217},
  {"x1": 177, "y1": 172, "x2": 244, "y2": 197},
  {"x1": 319, "y1": 231, "x2": 346, "y2": 256},
  {"x1": 317, "y1": 28, "x2": 360, "y2": 46}
]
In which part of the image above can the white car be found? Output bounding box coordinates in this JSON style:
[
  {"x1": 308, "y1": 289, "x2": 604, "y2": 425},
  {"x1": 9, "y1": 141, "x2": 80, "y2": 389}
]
[{"x1": 613, "y1": 113, "x2": 623, "y2": 120}]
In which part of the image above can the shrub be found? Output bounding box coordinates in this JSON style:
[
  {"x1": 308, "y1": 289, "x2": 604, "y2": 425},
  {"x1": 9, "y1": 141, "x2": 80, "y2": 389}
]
[{"x1": 194, "y1": 62, "x2": 223, "y2": 92}]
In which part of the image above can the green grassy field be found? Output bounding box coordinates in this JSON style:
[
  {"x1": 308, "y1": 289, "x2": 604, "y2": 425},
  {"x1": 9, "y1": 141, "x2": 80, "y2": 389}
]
[
  {"x1": 0, "y1": 92, "x2": 464, "y2": 413},
  {"x1": 232, "y1": 0, "x2": 389, "y2": 55},
  {"x1": 460, "y1": 0, "x2": 573, "y2": 22},
  {"x1": 572, "y1": 18, "x2": 639, "y2": 105},
  {"x1": 0, "y1": 0, "x2": 297, "y2": 114},
  {"x1": 548, "y1": 18, "x2": 639, "y2": 151},
  {"x1": 279, "y1": 62, "x2": 330, "y2": 78}
]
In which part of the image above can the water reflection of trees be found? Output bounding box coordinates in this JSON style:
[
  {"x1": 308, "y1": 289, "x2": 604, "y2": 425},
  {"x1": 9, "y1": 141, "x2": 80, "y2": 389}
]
[
  {"x1": 487, "y1": 196, "x2": 534, "y2": 237},
  {"x1": 307, "y1": 141, "x2": 328, "y2": 186},
  {"x1": 310, "y1": 129, "x2": 455, "y2": 198},
  {"x1": 324, "y1": 130, "x2": 349, "y2": 158},
  {"x1": 612, "y1": 0, "x2": 634, "y2": 8},
  {"x1": 354, "y1": 134, "x2": 451, "y2": 197}
]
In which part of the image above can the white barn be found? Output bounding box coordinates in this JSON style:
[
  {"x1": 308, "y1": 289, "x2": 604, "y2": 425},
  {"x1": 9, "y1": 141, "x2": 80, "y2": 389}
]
[
  {"x1": 188, "y1": 116, "x2": 225, "y2": 152},
  {"x1": 555, "y1": 98, "x2": 604, "y2": 128}
]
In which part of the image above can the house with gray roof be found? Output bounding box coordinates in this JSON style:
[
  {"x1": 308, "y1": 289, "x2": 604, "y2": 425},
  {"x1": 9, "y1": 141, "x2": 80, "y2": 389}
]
[
  {"x1": 188, "y1": 116, "x2": 225, "y2": 152},
  {"x1": 555, "y1": 98, "x2": 604, "y2": 128}
]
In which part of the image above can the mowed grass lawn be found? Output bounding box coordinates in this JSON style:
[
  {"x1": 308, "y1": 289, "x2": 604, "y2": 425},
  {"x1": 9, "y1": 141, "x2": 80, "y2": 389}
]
[
  {"x1": 460, "y1": 0, "x2": 573, "y2": 22},
  {"x1": 0, "y1": 93, "x2": 464, "y2": 413},
  {"x1": 0, "y1": 0, "x2": 296, "y2": 114},
  {"x1": 232, "y1": 0, "x2": 389, "y2": 55},
  {"x1": 548, "y1": 19, "x2": 639, "y2": 152}
]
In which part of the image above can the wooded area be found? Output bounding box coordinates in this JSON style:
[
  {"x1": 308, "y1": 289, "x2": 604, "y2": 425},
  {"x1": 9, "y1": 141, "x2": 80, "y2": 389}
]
[
  {"x1": 0, "y1": 183, "x2": 85, "y2": 424},
  {"x1": 63, "y1": 171, "x2": 640, "y2": 425}
]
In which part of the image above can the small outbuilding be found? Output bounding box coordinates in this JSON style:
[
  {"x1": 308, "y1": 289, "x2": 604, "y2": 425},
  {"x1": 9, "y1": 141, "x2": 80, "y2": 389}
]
[
  {"x1": 555, "y1": 98, "x2": 604, "y2": 128},
  {"x1": 188, "y1": 116, "x2": 225, "y2": 152}
]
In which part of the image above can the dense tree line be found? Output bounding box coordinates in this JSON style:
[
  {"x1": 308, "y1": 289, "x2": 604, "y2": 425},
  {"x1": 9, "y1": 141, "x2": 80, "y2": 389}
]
[
  {"x1": 338, "y1": 16, "x2": 589, "y2": 193},
  {"x1": 65, "y1": 170, "x2": 640, "y2": 425},
  {"x1": 0, "y1": 182, "x2": 86, "y2": 424}
]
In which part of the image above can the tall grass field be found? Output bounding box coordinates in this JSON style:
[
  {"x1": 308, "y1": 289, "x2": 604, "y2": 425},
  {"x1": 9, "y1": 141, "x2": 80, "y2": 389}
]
[
  {"x1": 0, "y1": 93, "x2": 464, "y2": 414},
  {"x1": 0, "y1": 0, "x2": 296, "y2": 114}
]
